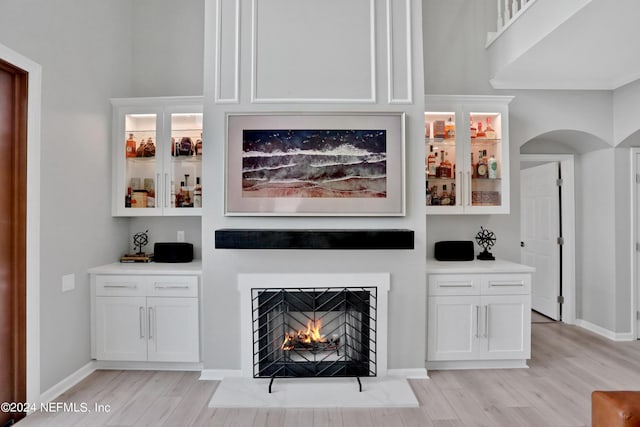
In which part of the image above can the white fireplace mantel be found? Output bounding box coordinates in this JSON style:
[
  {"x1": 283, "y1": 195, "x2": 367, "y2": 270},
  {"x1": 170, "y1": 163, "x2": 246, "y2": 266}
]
[{"x1": 238, "y1": 273, "x2": 390, "y2": 378}]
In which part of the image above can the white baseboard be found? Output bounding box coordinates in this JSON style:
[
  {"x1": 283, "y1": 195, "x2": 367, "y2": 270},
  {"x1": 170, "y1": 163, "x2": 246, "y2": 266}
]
[
  {"x1": 575, "y1": 319, "x2": 635, "y2": 341},
  {"x1": 39, "y1": 361, "x2": 97, "y2": 404},
  {"x1": 199, "y1": 369, "x2": 242, "y2": 380},
  {"x1": 426, "y1": 359, "x2": 528, "y2": 370},
  {"x1": 387, "y1": 368, "x2": 429, "y2": 379},
  {"x1": 94, "y1": 360, "x2": 203, "y2": 371}
]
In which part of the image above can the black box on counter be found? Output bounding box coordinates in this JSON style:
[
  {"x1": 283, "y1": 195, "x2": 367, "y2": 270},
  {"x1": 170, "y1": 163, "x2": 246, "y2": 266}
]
[
  {"x1": 434, "y1": 241, "x2": 474, "y2": 261},
  {"x1": 153, "y1": 242, "x2": 194, "y2": 263}
]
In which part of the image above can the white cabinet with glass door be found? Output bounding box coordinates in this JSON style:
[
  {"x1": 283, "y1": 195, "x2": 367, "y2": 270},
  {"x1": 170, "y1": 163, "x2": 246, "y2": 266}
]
[
  {"x1": 111, "y1": 96, "x2": 203, "y2": 216},
  {"x1": 425, "y1": 95, "x2": 512, "y2": 214}
]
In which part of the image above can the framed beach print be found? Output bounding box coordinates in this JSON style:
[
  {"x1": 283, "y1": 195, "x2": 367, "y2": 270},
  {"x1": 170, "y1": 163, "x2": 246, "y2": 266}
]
[{"x1": 225, "y1": 112, "x2": 405, "y2": 216}]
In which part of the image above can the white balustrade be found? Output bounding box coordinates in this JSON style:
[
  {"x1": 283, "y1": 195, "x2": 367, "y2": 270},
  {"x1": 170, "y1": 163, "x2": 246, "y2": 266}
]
[{"x1": 497, "y1": 0, "x2": 535, "y2": 32}]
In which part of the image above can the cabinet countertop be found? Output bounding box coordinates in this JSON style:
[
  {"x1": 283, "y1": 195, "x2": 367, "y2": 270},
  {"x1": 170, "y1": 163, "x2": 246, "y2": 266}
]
[
  {"x1": 89, "y1": 260, "x2": 202, "y2": 275},
  {"x1": 427, "y1": 258, "x2": 535, "y2": 274}
]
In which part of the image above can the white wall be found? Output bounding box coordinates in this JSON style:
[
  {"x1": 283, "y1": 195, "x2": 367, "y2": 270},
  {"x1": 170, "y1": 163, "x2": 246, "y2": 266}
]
[
  {"x1": 577, "y1": 150, "x2": 616, "y2": 329},
  {"x1": 0, "y1": 0, "x2": 133, "y2": 391},
  {"x1": 422, "y1": 0, "x2": 638, "y2": 335},
  {"x1": 127, "y1": 0, "x2": 205, "y2": 258},
  {"x1": 613, "y1": 79, "x2": 640, "y2": 145},
  {"x1": 131, "y1": 0, "x2": 205, "y2": 97},
  {"x1": 202, "y1": 0, "x2": 427, "y2": 371}
]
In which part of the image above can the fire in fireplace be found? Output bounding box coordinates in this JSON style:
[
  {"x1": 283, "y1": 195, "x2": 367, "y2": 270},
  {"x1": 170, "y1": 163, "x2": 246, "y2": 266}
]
[{"x1": 252, "y1": 287, "x2": 377, "y2": 392}]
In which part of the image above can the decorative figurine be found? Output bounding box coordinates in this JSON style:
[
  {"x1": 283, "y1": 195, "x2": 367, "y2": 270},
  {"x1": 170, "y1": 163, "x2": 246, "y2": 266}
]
[
  {"x1": 475, "y1": 226, "x2": 496, "y2": 260},
  {"x1": 133, "y1": 230, "x2": 149, "y2": 255}
]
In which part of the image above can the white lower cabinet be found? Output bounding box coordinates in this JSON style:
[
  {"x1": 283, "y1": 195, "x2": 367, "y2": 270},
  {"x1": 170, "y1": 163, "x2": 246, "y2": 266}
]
[
  {"x1": 92, "y1": 273, "x2": 200, "y2": 363},
  {"x1": 426, "y1": 262, "x2": 533, "y2": 369}
]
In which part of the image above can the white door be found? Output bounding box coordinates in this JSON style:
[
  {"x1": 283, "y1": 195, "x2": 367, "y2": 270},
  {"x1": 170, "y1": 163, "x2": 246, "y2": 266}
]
[
  {"x1": 95, "y1": 296, "x2": 147, "y2": 361},
  {"x1": 520, "y1": 162, "x2": 561, "y2": 320},
  {"x1": 147, "y1": 297, "x2": 199, "y2": 362}
]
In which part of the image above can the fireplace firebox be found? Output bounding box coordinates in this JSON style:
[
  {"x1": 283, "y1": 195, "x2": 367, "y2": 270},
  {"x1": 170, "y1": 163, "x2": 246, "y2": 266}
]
[{"x1": 251, "y1": 287, "x2": 377, "y2": 392}]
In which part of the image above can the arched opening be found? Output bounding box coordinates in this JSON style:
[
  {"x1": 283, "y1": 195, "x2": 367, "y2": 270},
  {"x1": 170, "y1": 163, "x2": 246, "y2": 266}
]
[{"x1": 520, "y1": 129, "x2": 635, "y2": 338}]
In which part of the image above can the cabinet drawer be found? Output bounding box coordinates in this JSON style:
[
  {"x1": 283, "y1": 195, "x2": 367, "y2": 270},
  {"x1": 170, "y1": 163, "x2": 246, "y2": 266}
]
[
  {"x1": 429, "y1": 275, "x2": 480, "y2": 296},
  {"x1": 481, "y1": 275, "x2": 530, "y2": 295},
  {"x1": 147, "y1": 275, "x2": 198, "y2": 297},
  {"x1": 95, "y1": 275, "x2": 146, "y2": 296}
]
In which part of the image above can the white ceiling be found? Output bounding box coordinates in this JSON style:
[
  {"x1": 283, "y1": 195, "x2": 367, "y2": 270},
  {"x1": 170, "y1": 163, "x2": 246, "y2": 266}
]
[{"x1": 488, "y1": 0, "x2": 640, "y2": 90}]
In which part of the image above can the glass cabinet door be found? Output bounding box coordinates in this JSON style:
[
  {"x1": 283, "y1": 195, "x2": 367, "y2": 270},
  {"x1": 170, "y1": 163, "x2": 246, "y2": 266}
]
[
  {"x1": 469, "y1": 112, "x2": 503, "y2": 209},
  {"x1": 167, "y1": 112, "x2": 203, "y2": 211},
  {"x1": 425, "y1": 112, "x2": 461, "y2": 211},
  {"x1": 124, "y1": 113, "x2": 160, "y2": 211}
]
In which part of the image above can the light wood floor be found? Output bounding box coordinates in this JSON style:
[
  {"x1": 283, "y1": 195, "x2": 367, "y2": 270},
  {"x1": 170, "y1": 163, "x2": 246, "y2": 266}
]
[{"x1": 16, "y1": 322, "x2": 640, "y2": 427}]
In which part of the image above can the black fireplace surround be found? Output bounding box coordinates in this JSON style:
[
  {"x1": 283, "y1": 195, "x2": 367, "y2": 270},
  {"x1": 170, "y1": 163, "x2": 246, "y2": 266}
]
[{"x1": 252, "y1": 287, "x2": 377, "y2": 383}]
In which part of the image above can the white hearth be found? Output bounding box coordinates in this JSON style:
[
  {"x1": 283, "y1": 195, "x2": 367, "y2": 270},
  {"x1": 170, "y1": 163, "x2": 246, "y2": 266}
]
[{"x1": 209, "y1": 273, "x2": 419, "y2": 408}]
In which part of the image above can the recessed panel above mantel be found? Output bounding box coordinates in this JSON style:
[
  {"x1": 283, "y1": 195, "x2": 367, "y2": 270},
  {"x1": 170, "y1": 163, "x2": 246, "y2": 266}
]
[{"x1": 252, "y1": 0, "x2": 375, "y2": 102}]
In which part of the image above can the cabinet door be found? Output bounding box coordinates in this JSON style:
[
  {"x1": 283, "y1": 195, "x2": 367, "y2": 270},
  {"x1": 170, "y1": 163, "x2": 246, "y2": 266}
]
[
  {"x1": 480, "y1": 295, "x2": 531, "y2": 359},
  {"x1": 425, "y1": 95, "x2": 511, "y2": 215},
  {"x1": 463, "y1": 107, "x2": 510, "y2": 214},
  {"x1": 111, "y1": 97, "x2": 204, "y2": 217},
  {"x1": 425, "y1": 110, "x2": 463, "y2": 214},
  {"x1": 95, "y1": 296, "x2": 147, "y2": 361},
  {"x1": 147, "y1": 297, "x2": 199, "y2": 362},
  {"x1": 163, "y1": 107, "x2": 203, "y2": 216},
  {"x1": 113, "y1": 106, "x2": 164, "y2": 216},
  {"x1": 427, "y1": 295, "x2": 480, "y2": 361}
]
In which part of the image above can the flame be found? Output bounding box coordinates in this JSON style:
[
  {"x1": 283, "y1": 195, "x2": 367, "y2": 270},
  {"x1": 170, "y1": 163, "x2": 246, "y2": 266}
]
[{"x1": 281, "y1": 320, "x2": 325, "y2": 350}]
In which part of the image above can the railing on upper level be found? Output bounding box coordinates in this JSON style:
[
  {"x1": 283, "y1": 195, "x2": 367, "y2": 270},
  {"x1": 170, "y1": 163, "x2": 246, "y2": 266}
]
[{"x1": 496, "y1": 0, "x2": 537, "y2": 35}]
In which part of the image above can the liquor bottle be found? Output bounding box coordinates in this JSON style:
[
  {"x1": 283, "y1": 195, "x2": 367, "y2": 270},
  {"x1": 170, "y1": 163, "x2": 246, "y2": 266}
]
[
  {"x1": 176, "y1": 181, "x2": 184, "y2": 207},
  {"x1": 450, "y1": 183, "x2": 456, "y2": 206},
  {"x1": 476, "y1": 121, "x2": 486, "y2": 138},
  {"x1": 427, "y1": 145, "x2": 437, "y2": 177},
  {"x1": 170, "y1": 180, "x2": 176, "y2": 208},
  {"x1": 440, "y1": 185, "x2": 451, "y2": 206},
  {"x1": 425, "y1": 183, "x2": 431, "y2": 206},
  {"x1": 470, "y1": 118, "x2": 477, "y2": 139},
  {"x1": 430, "y1": 186, "x2": 440, "y2": 206},
  {"x1": 445, "y1": 116, "x2": 455, "y2": 139},
  {"x1": 439, "y1": 151, "x2": 451, "y2": 178},
  {"x1": 485, "y1": 117, "x2": 497, "y2": 140},
  {"x1": 424, "y1": 121, "x2": 430, "y2": 139},
  {"x1": 471, "y1": 152, "x2": 477, "y2": 178},
  {"x1": 126, "y1": 133, "x2": 137, "y2": 158},
  {"x1": 171, "y1": 137, "x2": 175, "y2": 156},
  {"x1": 196, "y1": 133, "x2": 203, "y2": 156},
  {"x1": 488, "y1": 152, "x2": 498, "y2": 179},
  {"x1": 194, "y1": 177, "x2": 202, "y2": 208},
  {"x1": 125, "y1": 187, "x2": 132, "y2": 208},
  {"x1": 476, "y1": 150, "x2": 488, "y2": 178},
  {"x1": 433, "y1": 120, "x2": 446, "y2": 139},
  {"x1": 144, "y1": 137, "x2": 155, "y2": 157},
  {"x1": 183, "y1": 174, "x2": 191, "y2": 207}
]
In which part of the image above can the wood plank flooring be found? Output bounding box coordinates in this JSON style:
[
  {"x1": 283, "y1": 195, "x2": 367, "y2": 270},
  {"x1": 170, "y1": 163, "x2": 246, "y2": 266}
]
[{"x1": 16, "y1": 322, "x2": 640, "y2": 426}]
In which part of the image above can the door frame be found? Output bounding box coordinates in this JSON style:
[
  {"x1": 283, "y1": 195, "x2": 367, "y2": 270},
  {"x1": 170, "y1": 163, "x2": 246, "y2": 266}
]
[
  {"x1": 0, "y1": 43, "x2": 42, "y2": 405},
  {"x1": 631, "y1": 148, "x2": 640, "y2": 339},
  {"x1": 520, "y1": 154, "x2": 576, "y2": 325}
]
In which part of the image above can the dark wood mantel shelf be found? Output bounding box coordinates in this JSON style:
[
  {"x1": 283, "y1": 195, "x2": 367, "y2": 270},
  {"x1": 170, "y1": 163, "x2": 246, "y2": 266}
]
[{"x1": 214, "y1": 229, "x2": 414, "y2": 250}]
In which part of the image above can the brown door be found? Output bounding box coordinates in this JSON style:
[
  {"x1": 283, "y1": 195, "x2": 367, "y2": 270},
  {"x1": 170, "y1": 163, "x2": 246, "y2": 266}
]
[{"x1": 0, "y1": 59, "x2": 28, "y2": 425}]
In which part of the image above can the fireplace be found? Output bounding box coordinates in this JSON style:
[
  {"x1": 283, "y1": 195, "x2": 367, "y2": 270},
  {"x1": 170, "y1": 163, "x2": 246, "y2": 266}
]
[
  {"x1": 252, "y1": 287, "x2": 377, "y2": 390},
  {"x1": 238, "y1": 273, "x2": 390, "y2": 391}
]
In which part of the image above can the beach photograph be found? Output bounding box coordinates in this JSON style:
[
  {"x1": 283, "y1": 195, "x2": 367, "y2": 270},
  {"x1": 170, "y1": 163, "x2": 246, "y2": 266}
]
[{"x1": 241, "y1": 129, "x2": 387, "y2": 198}]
